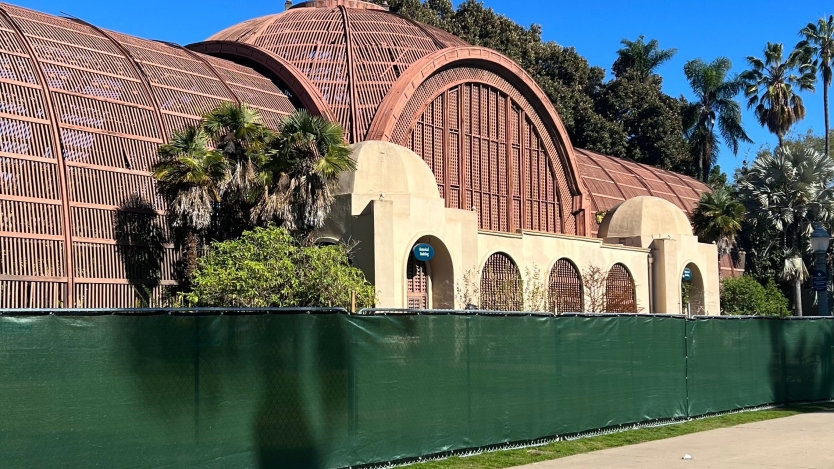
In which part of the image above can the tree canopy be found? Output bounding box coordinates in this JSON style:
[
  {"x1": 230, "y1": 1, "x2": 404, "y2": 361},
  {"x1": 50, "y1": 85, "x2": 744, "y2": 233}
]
[
  {"x1": 185, "y1": 226, "x2": 375, "y2": 308},
  {"x1": 371, "y1": 0, "x2": 696, "y2": 175}
]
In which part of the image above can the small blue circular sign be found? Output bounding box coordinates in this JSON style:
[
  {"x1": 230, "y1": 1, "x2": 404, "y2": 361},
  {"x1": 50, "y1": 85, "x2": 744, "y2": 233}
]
[
  {"x1": 682, "y1": 267, "x2": 692, "y2": 282},
  {"x1": 413, "y1": 243, "x2": 434, "y2": 262}
]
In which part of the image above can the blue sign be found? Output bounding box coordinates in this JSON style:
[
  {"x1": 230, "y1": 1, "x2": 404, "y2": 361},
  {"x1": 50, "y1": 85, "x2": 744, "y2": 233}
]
[
  {"x1": 682, "y1": 267, "x2": 692, "y2": 282},
  {"x1": 813, "y1": 270, "x2": 827, "y2": 292},
  {"x1": 413, "y1": 243, "x2": 434, "y2": 262}
]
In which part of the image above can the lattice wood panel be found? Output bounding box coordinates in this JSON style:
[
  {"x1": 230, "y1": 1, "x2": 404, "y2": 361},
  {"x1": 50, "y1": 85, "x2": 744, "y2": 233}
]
[
  {"x1": 605, "y1": 263, "x2": 636, "y2": 313},
  {"x1": 0, "y1": 2, "x2": 296, "y2": 307},
  {"x1": 574, "y1": 147, "x2": 710, "y2": 237},
  {"x1": 404, "y1": 76, "x2": 564, "y2": 234},
  {"x1": 480, "y1": 252, "x2": 522, "y2": 311},
  {"x1": 208, "y1": 0, "x2": 465, "y2": 141},
  {"x1": 406, "y1": 250, "x2": 428, "y2": 309},
  {"x1": 549, "y1": 258, "x2": 582, "y2": 313}
]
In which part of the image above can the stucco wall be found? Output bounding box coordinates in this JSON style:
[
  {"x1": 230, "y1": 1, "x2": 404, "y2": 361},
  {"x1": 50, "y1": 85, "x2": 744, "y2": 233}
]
[{"x1": 318, "y1": 141, "x2": 720, "y2": 315}]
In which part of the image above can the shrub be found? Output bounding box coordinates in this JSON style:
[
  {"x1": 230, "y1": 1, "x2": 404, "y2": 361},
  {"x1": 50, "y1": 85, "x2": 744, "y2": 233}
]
[
  {"x1": 720, "y1": 275, "x2": 789, "y2": 317},
  {"x1": 186, "y1": 226, "x2": 375, "y2": 309}
]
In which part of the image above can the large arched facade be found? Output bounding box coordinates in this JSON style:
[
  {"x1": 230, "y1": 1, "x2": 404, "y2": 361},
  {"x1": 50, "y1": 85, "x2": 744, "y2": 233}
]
[
  {"x1": 0, "y1": 2, "x2": 295, "y2": 308},
  {"x1": 0, "y1": 0, "x2": 721, "y2": 312},
  {"x1": 369, "y1": 54, "x2": 581, "y2": 234}
]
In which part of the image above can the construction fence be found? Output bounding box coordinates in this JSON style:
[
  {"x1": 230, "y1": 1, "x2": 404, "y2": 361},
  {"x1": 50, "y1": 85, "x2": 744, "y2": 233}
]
[{"x1": 0, "y1": 310, "x2": 832, "y2": 468}]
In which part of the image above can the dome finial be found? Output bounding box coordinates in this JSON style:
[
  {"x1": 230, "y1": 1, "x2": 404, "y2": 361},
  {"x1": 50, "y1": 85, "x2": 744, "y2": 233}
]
[
  {"x1": 284, "y1": 0, "x2": 293, "y2": 10},
  {"x1": 381, "y1": 0, "x2": 390, "y2": 10}
]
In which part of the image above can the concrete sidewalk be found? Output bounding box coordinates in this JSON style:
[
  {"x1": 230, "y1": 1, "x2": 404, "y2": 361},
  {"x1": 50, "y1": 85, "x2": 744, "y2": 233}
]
[{"x1": 512, "y1": 411, "x2": 834, "y2": 469}]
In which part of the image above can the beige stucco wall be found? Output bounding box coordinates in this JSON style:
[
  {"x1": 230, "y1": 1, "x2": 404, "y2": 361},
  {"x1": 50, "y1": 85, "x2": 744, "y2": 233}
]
[{"x1": 318, "y1": 141, "x2": 720, "y2": 315}]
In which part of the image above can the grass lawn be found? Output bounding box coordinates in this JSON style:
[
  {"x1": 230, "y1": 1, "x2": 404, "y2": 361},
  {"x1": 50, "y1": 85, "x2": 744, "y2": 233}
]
[{"x1": 409, "y1": 403, "x2": 834, "y2": 469}]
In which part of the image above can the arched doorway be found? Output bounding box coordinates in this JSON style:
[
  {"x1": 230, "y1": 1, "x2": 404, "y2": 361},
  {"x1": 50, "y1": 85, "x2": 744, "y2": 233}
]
[
  {"x1": 405, "y1": 236, "x2": 454, "y2": 309},
  {"x1": 549, "y1": 258, "x2": 583, "y2": 313},
  {"x1": 406, "y1": 251, "x2": 429, "y2": 309},
  {"x1": 606, "y1": 263, "x2": 636, "y2": 313},
  {"x1": 480, "y1": 252, "x2": 522, "y2": 311},
  {"x1": 682, "y1": 263, "x2": 705, "y2": 316}
]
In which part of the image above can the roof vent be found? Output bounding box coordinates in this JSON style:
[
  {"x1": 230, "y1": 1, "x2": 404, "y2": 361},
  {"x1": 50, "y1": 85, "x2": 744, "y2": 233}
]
[{"x1": 285, "y1": 0, "x2": 293, "y2": 10}]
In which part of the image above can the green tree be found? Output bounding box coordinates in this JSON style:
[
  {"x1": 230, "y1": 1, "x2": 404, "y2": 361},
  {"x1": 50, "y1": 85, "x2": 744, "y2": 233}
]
[
  {"x1": 683, "y1": 57, "x2": 752, "y2": 181},
  {"x1": 154, "y1": 105, "x2": 357, "y2": 285},
  {"x1": 798, "y1": 15, "x2": 834, "y2": 157},
  {"x1": 737, "y1": 146, "x2": 834, "y2": 316},
  {"x1": 594, "y1": 70, "x2": 691, "y2": 171},
  {"x1": 202, "y1": 102, "x2": 272, "y2": 194},
  {"x1": 707, "y1": 165, "x2": 728, "y2": 189},
  {"x1": 741, "y1": 42, "x2": 816, "y2": 147},
  {"x1": 152, "y1": 126, "x2": 227, "y2": 279},
  {"x1": 720, "y1": 276, "x2": 789, "y2": 316},
  {"x1": 692, "y1": 186, "x2": 745, "y2": 255},
  {"x1": 254, "y1": 111, "x2": 356, "y2": 239},
  {"x1": 612, "y1": 35, "x2": 677, "y2": 83},
  {"x1": 186, "y1": 226, "x2": 375, "y2": 308}
]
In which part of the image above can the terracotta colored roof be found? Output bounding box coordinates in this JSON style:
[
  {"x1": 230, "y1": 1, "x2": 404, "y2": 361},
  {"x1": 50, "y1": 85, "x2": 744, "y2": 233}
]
[
  {"x1": 208, "y1": 0, "x2": 468, "y2": 142},
  {"x1": 573, "y1": 148, "x2": 710, "y2": 236},
  {"x1": 0, "y1": 2, "x2": 295, "y2": 308}
]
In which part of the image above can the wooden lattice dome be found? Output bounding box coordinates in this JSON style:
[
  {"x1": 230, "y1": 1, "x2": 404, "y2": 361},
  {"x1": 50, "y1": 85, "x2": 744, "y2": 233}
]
[
  {"x1": 0, "y1": 2, "x2": 295, "y2": 308},
  {"x1": 203, "y1": 0, "x2": 467, "y2": 142}
]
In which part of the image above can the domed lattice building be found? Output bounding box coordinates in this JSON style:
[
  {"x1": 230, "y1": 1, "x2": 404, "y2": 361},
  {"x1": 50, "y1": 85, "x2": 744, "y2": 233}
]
[{"x1": 0, "y1": 0, "x2": 720, "y2": 313}]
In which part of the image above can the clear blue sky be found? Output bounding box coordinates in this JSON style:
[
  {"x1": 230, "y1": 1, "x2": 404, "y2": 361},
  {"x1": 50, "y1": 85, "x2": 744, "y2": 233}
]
[{"x1": 13, "y1": 0, "x2": 831, "y2": 177}]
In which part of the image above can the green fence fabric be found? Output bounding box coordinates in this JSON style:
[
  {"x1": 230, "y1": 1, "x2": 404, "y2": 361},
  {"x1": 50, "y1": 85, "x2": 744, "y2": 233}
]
[
  {"x1": 0, "y1": 312, "x2": 832, "y2": 469},
  {"x1": 348, "y1": 315, "x2": 686, "y2": 465},
  {"x1": 686, "y1": 318, "x2": 786, "y2": 415},
  {"x1": 686, "y1": 318, "x2": 834, "y2": 416},
  {"x1": 0, "y1": 313, "x2": 352, "y2": 469}
]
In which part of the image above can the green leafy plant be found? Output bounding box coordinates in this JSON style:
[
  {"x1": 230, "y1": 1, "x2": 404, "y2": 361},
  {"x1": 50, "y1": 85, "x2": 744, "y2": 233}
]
[
  {"x1": 692, "y1": 186, "x2": 745, "y2": 255},
  {"x1": 737, "y1": 146, "x2": 834, "y2": 316},
  {"x1": 455, "y1": 267, "x2": 481, "y2": 309},
  {"x1": 184, "y1": 226, "x2": 374, "y2": 308},
  {"x1": 720, "y1": 275, "x2": 790, "y2": 317},
  {"x1": 522, "y1": 265, "x2": 548, "y2": 312},
  {"x1": 682, "y1": 57, "x2": 751, "y2": 181},
  {"x1": 741, "y1": 42, "x2": 816, "y2": 147},
  {"x1": 798, "y1": 15, "x2": 834, "y2": 157}
]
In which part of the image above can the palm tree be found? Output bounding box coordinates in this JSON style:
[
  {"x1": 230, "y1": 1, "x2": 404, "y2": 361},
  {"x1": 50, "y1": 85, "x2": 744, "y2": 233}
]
[
  {"x1": 612, "y1": 35, "x2": 677, "y2": 82},
  {"x1": 253, "y1": 110, "x2": 356, "y2": 239},
  {"x1": 152, "y1": 126, "x2": 228, "y2": 279},
  {"x1": 798, "y1": 15, "x2": 834, "y2": 157},
  {"x1": 741, "y1": 42, "x2": 816, "y2": 147},
  {"x1": 737, "y1": 146, "x2": 834, "y2": 316},
  {"x1": 692, "y1": 186, "x2": 745, "y2": 256},
  {"x1": 683, "y1": 57, "x2": 752, "y2": 181},
  {"x1": 202, "y1": 102, "x2": 274, "y2": 194}
]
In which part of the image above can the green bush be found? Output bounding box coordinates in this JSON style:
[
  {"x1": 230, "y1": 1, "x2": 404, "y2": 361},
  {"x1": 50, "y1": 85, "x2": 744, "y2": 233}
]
[
  {"x1": 720, "y1": 275, "x2": 789, "y2": 317},
  {"x1": 185, "y1": 226, "x2": 375, "y2": 309}
]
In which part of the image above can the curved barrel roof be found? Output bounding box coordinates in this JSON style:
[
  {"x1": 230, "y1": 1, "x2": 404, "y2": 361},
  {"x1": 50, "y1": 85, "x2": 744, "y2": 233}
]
[
  {"x1": 574, "y1": 148, "x2": 709, "y2": 236},
  {"x1": 0, "y1": 2, "x2": 294, "y2": 308},
  {"x1": 207, "y1": 0, "x2": 467, "y2": 142}
]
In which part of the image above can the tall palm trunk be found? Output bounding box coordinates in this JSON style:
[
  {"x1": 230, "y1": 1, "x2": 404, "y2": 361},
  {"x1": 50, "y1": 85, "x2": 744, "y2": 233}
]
[
  {"x1": 777, "y1": 133, "x2": 785, "y2": 148},
  {"x1": 825, "y1": 82, "x2": 830, "y2": 158},
  {"x1": 184, "y1": 231, "x2": 199, "y2": 283},
  {"x1": 794, "y1": 278, "x2": 803, "y2": 316},
  {"x1": 792, "y1": 228, "x2": 804, "y2": 317}
]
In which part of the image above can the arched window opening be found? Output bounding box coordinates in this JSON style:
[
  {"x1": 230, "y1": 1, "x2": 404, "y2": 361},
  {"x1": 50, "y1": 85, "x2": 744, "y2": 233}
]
[
  {"x1": 549, "y1": 258, "x2": 583, "y2": 313},
  {"x1": 480, "y1": 252, "x2": 522, "y2": 311},
  {"x1": 682, "y1": 263, "x2": 705, "y2": 316},
  {"x1": 406, "y1": 81, "x2": 562, "y2": 234},
  {"x1": 605, "y1": 263, "x2": 636, "y2": 313},
  {"x1": 406, "y1": 250, "x2": 429, "y2": 309}
]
